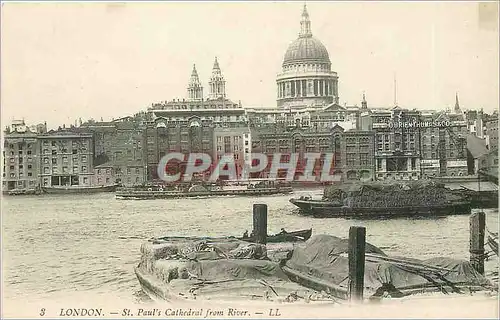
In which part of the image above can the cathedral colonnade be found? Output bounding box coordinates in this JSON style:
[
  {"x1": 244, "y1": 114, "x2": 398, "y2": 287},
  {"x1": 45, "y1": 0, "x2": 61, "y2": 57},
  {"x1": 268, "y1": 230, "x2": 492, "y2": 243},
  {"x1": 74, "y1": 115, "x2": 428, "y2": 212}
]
[{"x1": 277, "y1": 78, "x2": 338, "y2": 99}]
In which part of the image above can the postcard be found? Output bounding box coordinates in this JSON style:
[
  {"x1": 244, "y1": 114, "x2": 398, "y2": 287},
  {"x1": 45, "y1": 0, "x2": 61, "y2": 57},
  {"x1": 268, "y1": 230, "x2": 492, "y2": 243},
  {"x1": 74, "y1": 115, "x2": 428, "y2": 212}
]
[{"x1": 1, "y1": 1, "x2": 498, "y2": 319}]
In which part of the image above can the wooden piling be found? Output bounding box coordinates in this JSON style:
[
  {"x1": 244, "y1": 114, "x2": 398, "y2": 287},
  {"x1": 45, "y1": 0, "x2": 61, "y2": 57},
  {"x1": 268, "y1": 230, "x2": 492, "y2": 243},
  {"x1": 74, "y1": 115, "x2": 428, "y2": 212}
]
[
  {"x1": 252, "y1": 204, "x2": 268, "y2": 245},
  {"x1": 469, "y1": 211, "x2": 485, "y2": 275},
  {"x1": 348, "y1": 226, "x2": 366, "y2": 302}
]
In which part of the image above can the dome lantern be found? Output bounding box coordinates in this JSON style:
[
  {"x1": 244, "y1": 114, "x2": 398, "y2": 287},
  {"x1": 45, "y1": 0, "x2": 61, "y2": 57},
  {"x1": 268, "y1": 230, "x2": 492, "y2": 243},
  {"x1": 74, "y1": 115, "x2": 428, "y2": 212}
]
[
  {"x1": 299, "y1": 4, "x2": 312, "y2": 38},
  {"x1": 282, "y1": 4, "x2": 331, "y2": 67}
]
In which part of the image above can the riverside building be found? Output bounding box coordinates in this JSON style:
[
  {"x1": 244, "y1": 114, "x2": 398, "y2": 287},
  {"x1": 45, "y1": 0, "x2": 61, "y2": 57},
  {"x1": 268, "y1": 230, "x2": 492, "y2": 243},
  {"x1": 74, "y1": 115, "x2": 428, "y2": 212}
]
[{"x1": 144, "y1": 58, "x2": 250, "y2": 181}]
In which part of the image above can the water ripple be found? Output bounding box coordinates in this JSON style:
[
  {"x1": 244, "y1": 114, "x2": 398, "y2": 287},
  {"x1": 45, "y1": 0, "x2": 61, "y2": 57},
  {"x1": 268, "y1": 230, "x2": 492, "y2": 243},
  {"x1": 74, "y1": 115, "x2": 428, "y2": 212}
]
[{"x1": 2, "y1": 192, "x2": 498, "y2": 301}]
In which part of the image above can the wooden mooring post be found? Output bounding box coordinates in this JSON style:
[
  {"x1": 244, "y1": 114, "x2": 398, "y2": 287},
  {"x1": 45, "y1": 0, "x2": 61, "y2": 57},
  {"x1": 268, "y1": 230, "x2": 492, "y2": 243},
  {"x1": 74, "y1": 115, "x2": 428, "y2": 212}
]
[
  {"x1": 252, "y1": 204, "x2": 268, "y2": 245},
  {"x1": 469, "y1": 211, "x2": 485, "y2": 275},
  {"x1": 348, "y1": 226, "x2": 366, "y2": 302}
]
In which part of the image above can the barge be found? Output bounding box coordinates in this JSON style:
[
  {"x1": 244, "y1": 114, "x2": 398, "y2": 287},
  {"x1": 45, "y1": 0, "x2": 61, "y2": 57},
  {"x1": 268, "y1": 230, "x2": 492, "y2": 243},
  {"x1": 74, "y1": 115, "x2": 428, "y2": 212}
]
[
  {"x1": 289, "y1": 198, "x2": 471, "y2": 218},
  {"x1": 41, "y1": 184, "x2": 118, "y2": 194},
  {"x1": 290, "y1": 180, "x2": 472, "y2": 218},
  {"x1": 135, "y1": 234, "x2": 495, "y2": 303},
  {"x1": 116, "y1": 182, "x2": 293, "y2": 200}
]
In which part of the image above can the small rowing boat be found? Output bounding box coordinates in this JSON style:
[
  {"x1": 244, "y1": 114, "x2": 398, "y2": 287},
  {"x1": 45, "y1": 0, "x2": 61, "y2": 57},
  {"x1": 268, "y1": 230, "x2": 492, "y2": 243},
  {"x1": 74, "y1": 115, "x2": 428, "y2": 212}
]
[{"x1": 239, "y1": 228, "x2": 312, "y2": 243}]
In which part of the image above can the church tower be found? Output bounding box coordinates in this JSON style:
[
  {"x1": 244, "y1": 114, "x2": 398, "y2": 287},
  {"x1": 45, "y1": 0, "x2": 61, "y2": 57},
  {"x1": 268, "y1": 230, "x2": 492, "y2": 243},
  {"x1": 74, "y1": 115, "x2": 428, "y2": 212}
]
[
  {"x1": 187, "y1": 64, "x2": 203, "y2": 101},
  {"x1": 361, "y1": 92, "x2": 368, "y2": 109},
  {"x1": 209, "y1": 57, "x2": 226, "y2": 99}
]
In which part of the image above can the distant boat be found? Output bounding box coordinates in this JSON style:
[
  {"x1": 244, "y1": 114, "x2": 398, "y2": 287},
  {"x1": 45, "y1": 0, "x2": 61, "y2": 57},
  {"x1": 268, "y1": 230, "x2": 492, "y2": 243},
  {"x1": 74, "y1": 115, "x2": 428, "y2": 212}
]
[
  {"x1": 4, "y1": 189, "x2": 41, "y2": 196},
  {"x1": 115, "y1": 182, "x2": 293, "y2": 200},
  {"x1": 41, "y1": 184, "x2": 118, "y2": 194}
]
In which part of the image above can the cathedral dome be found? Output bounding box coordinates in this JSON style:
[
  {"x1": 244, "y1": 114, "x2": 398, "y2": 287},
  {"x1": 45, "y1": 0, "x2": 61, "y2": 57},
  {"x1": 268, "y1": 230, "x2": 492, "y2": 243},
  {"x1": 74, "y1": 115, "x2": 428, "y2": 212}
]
[{"x1": 283, "y1": 36, "x2": 330, "y2": 66}]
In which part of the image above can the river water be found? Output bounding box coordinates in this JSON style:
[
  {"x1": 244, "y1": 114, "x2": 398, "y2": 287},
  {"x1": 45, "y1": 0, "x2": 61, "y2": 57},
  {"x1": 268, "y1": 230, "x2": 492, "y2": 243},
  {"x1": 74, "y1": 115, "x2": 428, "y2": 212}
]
[{"x1": 1, "y1": 189, "x2": 498, "y2": 306}]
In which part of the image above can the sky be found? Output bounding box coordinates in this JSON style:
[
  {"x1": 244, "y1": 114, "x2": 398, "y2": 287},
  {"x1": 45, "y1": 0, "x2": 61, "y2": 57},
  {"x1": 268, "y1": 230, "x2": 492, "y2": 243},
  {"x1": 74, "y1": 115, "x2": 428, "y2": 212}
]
[{"x1": 1, "y1": 1, "x2": 498, "y2": 129}]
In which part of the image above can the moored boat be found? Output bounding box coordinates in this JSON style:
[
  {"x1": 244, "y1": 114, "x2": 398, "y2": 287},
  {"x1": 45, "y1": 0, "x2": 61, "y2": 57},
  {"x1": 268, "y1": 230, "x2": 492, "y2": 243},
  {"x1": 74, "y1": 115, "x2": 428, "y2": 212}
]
[
  {"x1": 41, "y1": 184, "x2": 118, "y2": 194},
  {"x1": 135, "y1": 233, "x2": 495, "y2": 303}
]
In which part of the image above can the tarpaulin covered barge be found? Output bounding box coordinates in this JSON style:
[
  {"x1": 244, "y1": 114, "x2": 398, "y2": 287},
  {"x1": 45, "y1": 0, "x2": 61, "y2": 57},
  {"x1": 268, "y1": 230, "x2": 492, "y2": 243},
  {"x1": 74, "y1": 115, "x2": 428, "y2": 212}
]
[{"x1": 135, "y1": 234, "x2": 495, "y2": 303}]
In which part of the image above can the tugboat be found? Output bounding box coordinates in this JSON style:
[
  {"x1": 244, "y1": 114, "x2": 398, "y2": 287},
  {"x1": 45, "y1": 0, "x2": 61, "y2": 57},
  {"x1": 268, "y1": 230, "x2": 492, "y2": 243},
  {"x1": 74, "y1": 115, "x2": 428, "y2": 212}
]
[{"x1": 290, "y1": 181, "x2": 471, "y2": 218}]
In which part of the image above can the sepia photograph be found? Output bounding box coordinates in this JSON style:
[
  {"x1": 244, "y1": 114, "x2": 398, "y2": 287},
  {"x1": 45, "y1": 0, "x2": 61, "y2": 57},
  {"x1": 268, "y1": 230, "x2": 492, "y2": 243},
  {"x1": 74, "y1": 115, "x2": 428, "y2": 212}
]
[{"x1": 1, "y1": 1, "x2": 499, "y2": 318}]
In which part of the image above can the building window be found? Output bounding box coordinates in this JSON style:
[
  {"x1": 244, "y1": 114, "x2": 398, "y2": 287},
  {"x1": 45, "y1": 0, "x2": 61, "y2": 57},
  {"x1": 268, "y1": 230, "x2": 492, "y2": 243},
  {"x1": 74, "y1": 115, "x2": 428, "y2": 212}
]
[
  {"x1": 106, "y1": 177, "x2": 110, "y2": 183},
  {"x1": 63, "y1": 167, "x2": 68, "y2": 173},
  {"x1": 52, "y1": 150, "x2": 57, "y2": 155},
  {"x1": 28, "y1": 172, "x2": 33, "y2": 177},
  {"x1": 83, "y1": 177, "x2": 88, "y2": 184},
  {"x1": 82, "y1": 155, "x2": 87, "y2": 163},
  {"x1": 346, "y1": 154, "x2": 356, "y2": 166},
  {"x1": 73, "y1": 166, "x2": 78, "y2": 173},
  {"x1": 82, "y1": 166, "x2": 87, "y2": 173},
  {"x1": 52, "y1": 158, "x2": 57, "y2": 165},
  {"x1": 63, "y1": 156, "x2": 68, "y2": 163},
  {"x1": 359, "y1": 154, "x2": 369, "y2": 166},
  {"x1": 97, "y1": 169, "x2": 101, "y2": 174},
  {"x1": 135, "y1": 168, "x2": 140, "y2": 174},
  {"x1": 44, "y1": 167, "x2": 50, "y2": 174}
]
